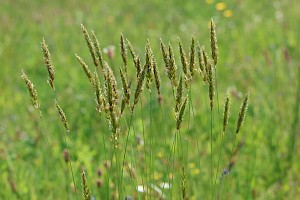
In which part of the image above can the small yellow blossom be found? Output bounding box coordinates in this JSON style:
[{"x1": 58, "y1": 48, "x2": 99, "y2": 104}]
[
  {"x1": 188, "y1": 162, "x2": 196, "y2": 169},
  {"x1": 223, "y1": 10, "x2": 233, "y2": 18},
  {"x1": 157, "y1": 151, "x2": 164, "y2": 158},
  {"x1": 191, "y1": 168, "x2": 200, "y2": 176},
  {"x1": 216, "y1": 2, "x2": 227, "y2": 11}
]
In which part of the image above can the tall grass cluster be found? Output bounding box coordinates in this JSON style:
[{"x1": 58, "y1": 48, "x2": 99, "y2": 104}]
[{"x1": 21, "y1": 19, "x2": 250, "y2": 199}]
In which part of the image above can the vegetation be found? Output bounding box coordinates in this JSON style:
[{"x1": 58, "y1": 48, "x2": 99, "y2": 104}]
[{"x1": 1, "y1": 0, "x2": 299, "y2": 199}]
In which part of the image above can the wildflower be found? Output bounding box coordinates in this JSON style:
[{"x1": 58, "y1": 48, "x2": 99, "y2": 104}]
[
  {"x1": 223, "y1": 10, "x2": 233, "y2": 18},
  {"x1": 216, "y1": 2, "x2": 226, "y2": 11}
]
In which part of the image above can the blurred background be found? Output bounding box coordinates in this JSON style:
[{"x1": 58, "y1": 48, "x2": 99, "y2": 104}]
[{"x1": 1, "y1": 0, "x2": 299, "y2": 199}]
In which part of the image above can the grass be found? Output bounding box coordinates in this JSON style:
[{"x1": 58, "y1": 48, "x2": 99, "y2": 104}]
[{"x1": 1, "y1": 0, "x2": 300, "y2": 199}]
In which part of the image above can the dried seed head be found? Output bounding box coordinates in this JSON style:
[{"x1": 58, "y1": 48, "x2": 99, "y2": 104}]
[
  {"x1": 207, "y1": 60, "x2": 215, "y2": 110},
  {"x1": 175, "y1": 76, "x2": 183, "y2": 113},
  {"x1": 223, "y1": 91, "x2": 231, "y2": 134},
  {"x1": 21, "y1": 70, "x2": 39, "y2": 109},
  {"x1": 76, "y1": 54, "x2": 93, "y2": 83},
  {"x1": 210, "y1": 19, "x2": 218, "y2": 66},
  {"x1": 54, "y1": 100, "x2": 70, "y2": 132},
  {"x1": 167, "y1": 44, "x2": 178, "y2": 88},
  {"x1": 176, "y1": 95, "x2": 188, "y2": 130},
  {"x1": 189, "y1": 36, "x2": 195, "y2": 77},
  {"x1": 235, "y1": 91, "x2": 250, "y2": 134},
  {"x1": 178, "y1": 38, "x2": 188, "y2": 76},
  {"x1": 120, "y1": 67, "x2": 130, "y2": 114},
  {"x1": 91, "y1": 30, "x2": 104, "y2": 70},
  {"x1": 120, "y1": 33, "x2": 127, "y2": 72},
  {"x1": 81, "y1": 24, "x2": 98, "y2": 67},
  {"x1": 81, "y1": 171, "x2": 91, "y2": 200},
  {"x1": 41, "y1": 38, "x2": 55, "y2": 90}
]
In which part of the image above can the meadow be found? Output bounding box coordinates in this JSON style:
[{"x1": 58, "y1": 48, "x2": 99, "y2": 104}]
[{"x1": 0, "y1": 0, "x2": 300, "y2": 199}]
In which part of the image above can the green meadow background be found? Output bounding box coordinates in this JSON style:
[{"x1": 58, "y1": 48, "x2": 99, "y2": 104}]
[{"x1": 1, "y1": 0, "x2": 299, "y2": 199}]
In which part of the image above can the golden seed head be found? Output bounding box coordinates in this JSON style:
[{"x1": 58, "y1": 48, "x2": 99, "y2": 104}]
[
  {"x1": 91, "y1": 30, "x2": 104, "y2": 70},
  {"x1": 21, "y1": 70, "x2": 39, "y2": 109},
  {"x1": 41, "y1": 38, "x2": 55, "y2": 90},
  {"x1": 81, "y1": 171, "x2": 91, "y2": 200},
  {"x1": 210, "y1": 19, "x2": 218, "y2": 66},
  {"x1": 54, "y1": 100, "x2": 70, "y2": 132},
  {"x1": 178, "y1": 38, "x2": 188, "y2": 76},
  {"x1": 81, "y1": 24, "x2": 98, "y2": 67},
  {"x1": 189, "y1": 36, "x2": 195, "y2": 77},
  {"x1": 176, "y1": 95, "x2": 188, "y2": 130},
  {"x1": 236, "y1": 91, "x2": 250, "y2": 134},
  {"x1": 75, "y1": 54, "x2": 93, "y2": 83},
  {"x1": 223, "y1": 91, "x2": 231, "y2": 134}
]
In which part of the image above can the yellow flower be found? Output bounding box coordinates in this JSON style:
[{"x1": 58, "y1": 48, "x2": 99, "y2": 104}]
[
  {"x1": 191, "y1": 168, "x2": 200, "y2": 176},
  {"x1": 223, "y1": 10, "x2": 233, "y2": 18},
  {"x1": 216, "y1": 2, "x2": 227, "y2": 11},
  {"x1": 206, "y1": 0, "x2": 214, "y2": 4},
  {"x1": 188, "y1": 162, "x2": 196, "y2": 169}
]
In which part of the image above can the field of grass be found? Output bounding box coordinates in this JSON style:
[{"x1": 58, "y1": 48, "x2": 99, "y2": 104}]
[{"x1": 1, "y1": 0, "x2": 300, "y2": 199}]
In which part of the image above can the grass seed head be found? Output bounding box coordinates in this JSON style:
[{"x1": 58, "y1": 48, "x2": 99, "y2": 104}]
[
  {"x1": 176, "y1": 95, "x2": 188, "y2": 130},
  {"x1": 160, "y1": 39, "x2": 169, "y2": 68},
  {"x1": 175, "y1": 76, "x2": 183, "y2": 113},
  {"x1": 189, "y1": 36, "x2": 195, "y2": 77},
  {"x1": 236, "y1": 91, "x2": 250, "y2": 134},
  {"x1": 210, "y1": 19, "x2": 218, "y2": 66},
  {"x1": 81, "y1": 24, "x2": 98, "y2": 67},
  {"x1": 81, "y1": 171, "x2": 91, "y2": 200},
  {"x1": 197, "y1": 45, "x2": 207, "y2": 82},
  {"x1": 54, "y1": 100, "x2": 70, "y2": 132},
  {"x1": 41, "y1": 38, "x2": 55, "y2": 90},
  {"x1": 178, "y1": 38, "x2": 188, "y2": 76},
  {"x1": 76, "y1": 54, "x2": 93, "y2": 83},
  {"x1": 21, "y1": 70, "x2": 39, "y2": 109},
  {"x1": 91, "y1": 30, "x2": 104, "y2": 70},
  {"x1": 207, "y1": 60, "x2": 215, "y2": 110},
  {"x1": 152, "y1": 58, "x2": 161, "y2": 97},
  {"x1": 120, "y1": 67, "x2": 130, "y2": 114},
  {"x1": 223, "y1": 91, "x2": 231, "y2": 134},
  {"x1": 120, "y1": 33, "x2": 127, "y2": 72},
  {"x1": 167, "y1": 44, "x2": 178, "y2": 88}
]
